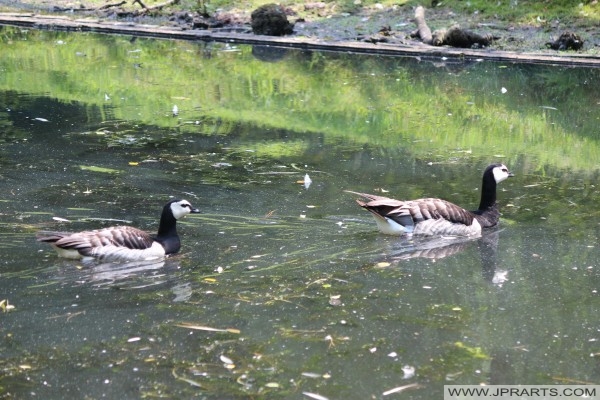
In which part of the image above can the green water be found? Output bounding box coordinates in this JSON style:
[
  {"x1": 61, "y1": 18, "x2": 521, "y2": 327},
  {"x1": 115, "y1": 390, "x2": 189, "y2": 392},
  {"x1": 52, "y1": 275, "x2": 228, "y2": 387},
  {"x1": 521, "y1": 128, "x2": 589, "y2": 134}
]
[{"x1": 0, "y1": 25, "x2": 599, "y2": 399}]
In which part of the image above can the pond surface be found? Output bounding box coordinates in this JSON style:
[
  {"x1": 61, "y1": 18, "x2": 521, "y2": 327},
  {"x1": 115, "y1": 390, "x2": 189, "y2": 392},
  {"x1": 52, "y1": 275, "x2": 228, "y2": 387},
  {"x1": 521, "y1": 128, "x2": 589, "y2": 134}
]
[{"x1": 1, "y1": 26, "x2": 600, "y2": 399}]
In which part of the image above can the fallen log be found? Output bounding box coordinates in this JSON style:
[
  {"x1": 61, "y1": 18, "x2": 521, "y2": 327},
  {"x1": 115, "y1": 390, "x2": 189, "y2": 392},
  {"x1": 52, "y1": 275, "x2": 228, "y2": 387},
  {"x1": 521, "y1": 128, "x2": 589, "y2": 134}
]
[
  {"x1": 413, "y1": 6, "x2": 498, "y2": 48},
  {"x1": 413, "y1": 5, "x2": 432, "y2": 45}
]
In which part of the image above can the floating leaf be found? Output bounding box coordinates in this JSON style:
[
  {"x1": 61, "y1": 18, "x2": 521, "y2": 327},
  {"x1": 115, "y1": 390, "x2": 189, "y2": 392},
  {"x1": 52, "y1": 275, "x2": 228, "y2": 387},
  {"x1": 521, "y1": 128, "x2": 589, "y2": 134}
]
[
  {"x1": 402, "y1": 365, "x2": 416, "y2": 379},
  {"x1": 172, "y1": 368, "x2": 202, "y2": 388},
  {"x1": 303, "y1": 392, "x2": 329, "y2": 400},
  {"x1": 301, "y1": 372, "x2": 322, "y2": 378},
  {"x1": 0, "y1": 299, "x2": 15, "y2": 313},
  {"x1": 303, "y1": 173, "x2": 312, "y2": 189},
  {"x1": 220, "y1": 355, "x2": 234, "y2": 365},
  {"x1": 329, "y1": 294, "x2": 342, "y2": 306},
  {"x1": 174, "y1": 323, "x2": 241, "y2": 334},
  {"x1": 79, "y1": 165, "x2": 121, "y2": 174},
  {"x1": 382, "y1": 383, "x2": 422, "y2": 396},
  {"x1": 453, "y1": 342, "x2": 490, "y2": 359},
  {"x1": 296, "y1": 173, "x2": 313, "y2": 189},
  {"x1": 212, "y1": 162, "x2": 232, "y2": 168},
  {"x1": 128, "y1": 162, "x2": 139, "y2": 166}
]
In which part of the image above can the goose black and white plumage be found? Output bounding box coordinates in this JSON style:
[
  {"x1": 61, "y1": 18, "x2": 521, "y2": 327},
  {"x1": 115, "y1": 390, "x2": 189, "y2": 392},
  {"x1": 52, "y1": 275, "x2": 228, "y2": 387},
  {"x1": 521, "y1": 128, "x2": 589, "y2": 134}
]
[
  {"x1": 347, "y1": 163, "x2": 513, "y2": 237},
  {"x1": 37, "y1": 199, "x2": 200, "y2": 262}
]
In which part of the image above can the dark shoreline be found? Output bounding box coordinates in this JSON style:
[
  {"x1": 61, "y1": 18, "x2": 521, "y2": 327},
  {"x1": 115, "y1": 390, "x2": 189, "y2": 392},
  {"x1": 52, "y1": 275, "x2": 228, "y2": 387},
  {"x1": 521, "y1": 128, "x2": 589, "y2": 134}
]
[{"x1": 2, "y1": 12, "x2": 600, "y2": 67}]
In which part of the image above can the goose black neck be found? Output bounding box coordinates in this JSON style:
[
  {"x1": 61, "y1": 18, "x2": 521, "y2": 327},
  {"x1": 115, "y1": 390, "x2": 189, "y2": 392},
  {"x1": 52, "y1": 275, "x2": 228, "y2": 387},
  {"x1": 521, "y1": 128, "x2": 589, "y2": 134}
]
[
  {"x1": 478, "y1": 174, "x2": 497, "y2": 211},
  {"x1": 156, "y1": 206, "x2": 178, "y2": 239}
]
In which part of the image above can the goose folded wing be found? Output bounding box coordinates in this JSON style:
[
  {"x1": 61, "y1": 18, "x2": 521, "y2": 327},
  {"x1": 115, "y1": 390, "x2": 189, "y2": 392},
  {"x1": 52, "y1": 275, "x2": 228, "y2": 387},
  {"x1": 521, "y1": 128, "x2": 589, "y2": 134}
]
[
  {"x1": 53, "y1": 226, "x2": 155, "y2": 251},
  {"x1": 352, "y1": 194, "x2": 475, "y2": 227},
  {"x1": 413, "y1": 199, "x2": 475, "y2": 225}
]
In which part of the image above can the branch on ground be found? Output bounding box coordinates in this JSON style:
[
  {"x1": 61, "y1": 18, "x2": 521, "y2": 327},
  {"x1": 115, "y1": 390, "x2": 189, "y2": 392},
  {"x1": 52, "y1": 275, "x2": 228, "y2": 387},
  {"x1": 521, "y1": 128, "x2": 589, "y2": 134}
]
[
  {"x1": 53, "y1": 1, "x2": 126, "y2": 11},
  {"x1": 413, "y1": 5, "x2": 432, "y2": 45},
  {"x1": 412, "y1": 5, "x2": 498, "y2": 48},
  {"x1": 98, "y1": 1, "x2": 127, "y2": 10},
  {"x1": 132, "y1": 0, "x2": 180, "y2": 11}
]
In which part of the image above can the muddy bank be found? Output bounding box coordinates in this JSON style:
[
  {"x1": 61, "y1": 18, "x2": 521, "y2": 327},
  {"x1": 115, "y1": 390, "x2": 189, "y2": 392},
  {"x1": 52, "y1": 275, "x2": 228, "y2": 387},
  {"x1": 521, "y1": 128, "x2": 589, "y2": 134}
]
[{"x1": 0, "y1": 6, "x2": 599, "y2": 67}]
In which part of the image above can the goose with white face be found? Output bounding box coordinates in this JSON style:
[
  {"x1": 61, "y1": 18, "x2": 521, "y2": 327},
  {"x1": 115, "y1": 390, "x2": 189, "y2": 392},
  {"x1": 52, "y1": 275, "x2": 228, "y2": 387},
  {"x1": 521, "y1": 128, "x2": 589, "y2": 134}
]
[
  {"x1": 492, "y1": 164, "x2": 514, "y2": 184},
  {"x1": 348, "y1": 163, "x2": 514, "y2": 237},
  {"x1": 37, "y1": 198, "x2": 200, "y2": 262}
]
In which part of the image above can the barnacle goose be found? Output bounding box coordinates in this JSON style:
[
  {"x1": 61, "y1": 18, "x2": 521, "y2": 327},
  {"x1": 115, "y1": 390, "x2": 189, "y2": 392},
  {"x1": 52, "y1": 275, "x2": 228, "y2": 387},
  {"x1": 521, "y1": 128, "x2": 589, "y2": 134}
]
[
  {"x1": 37, "y1": 199, "x2": 200, "y2": 262},
  {"x1": 347, "y1": 163, "x2": 513, "y2": 237}
]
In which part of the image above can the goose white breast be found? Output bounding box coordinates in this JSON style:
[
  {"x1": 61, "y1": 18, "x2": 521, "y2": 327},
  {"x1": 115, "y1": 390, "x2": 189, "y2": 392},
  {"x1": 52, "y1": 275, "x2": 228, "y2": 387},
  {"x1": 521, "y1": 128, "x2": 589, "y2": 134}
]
[
  {"x1": 347, "y1": 163, "x2": 513, "y2": 237},
  {"x1": 37, "y1": 199, "x2": 200, "y2": 262}
]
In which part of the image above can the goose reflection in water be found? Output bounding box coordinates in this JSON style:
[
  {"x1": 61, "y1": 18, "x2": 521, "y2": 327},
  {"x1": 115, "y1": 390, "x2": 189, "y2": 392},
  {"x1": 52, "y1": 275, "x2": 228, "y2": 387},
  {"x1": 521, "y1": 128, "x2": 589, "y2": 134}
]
[
  {"x1": 56, "y1": 258, "x2": 193, "y2": 302},
  {"x1": 382, "y1": 229, "x2": 508, "y2": 286}
]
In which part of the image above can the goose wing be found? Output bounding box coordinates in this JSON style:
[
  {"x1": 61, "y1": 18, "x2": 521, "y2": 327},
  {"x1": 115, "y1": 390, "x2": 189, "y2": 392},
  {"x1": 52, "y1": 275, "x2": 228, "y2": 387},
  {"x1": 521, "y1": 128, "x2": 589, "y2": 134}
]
[
  {"x1": 405, "y1": 198, "x2": 475, "y2": 226},
  {"x1": 348, "y1": 191, "x2": 475, "y2": 228},
  {"x1": 37, "y1": 226, "x2": 155, "y2": 252}
]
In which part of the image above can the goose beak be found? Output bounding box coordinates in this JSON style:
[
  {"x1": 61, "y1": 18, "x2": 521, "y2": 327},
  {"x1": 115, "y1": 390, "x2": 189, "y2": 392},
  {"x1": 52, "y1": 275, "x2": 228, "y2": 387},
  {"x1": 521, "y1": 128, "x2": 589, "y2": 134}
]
[
  {"x1": 190, "y1": 208, "x2": 201, "y2": 214},
  {"x1": 508, "y1": 171, "x2": 515, "y2": 177}
]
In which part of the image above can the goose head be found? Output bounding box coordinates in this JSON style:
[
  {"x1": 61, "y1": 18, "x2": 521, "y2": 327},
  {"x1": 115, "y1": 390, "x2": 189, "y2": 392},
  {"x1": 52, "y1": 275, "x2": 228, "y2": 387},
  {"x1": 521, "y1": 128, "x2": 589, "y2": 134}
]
[
  {"x1": 488, "y1": 163, "x2": 514, "y2": 184},
  {"x1": 156, "y1": 199, "x2": 201, "y2": 244},
  {"x1": 169, "y1": 199, "x2": 201, "y2": 219}
]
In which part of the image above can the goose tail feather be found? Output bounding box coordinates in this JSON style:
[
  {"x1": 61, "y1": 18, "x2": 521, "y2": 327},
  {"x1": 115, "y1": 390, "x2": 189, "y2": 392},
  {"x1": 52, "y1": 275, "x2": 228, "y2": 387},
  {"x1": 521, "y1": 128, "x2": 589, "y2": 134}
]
[{"x1": 36, "y1": 231, "x2": 73, "y2": 243}]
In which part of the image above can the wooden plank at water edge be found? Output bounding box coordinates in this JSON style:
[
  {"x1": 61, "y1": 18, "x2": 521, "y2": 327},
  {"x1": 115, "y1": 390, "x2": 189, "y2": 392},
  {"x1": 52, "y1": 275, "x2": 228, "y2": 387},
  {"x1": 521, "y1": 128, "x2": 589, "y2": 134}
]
[{"x1": 1, "y1": 13, "x2": 600, "y2": 67}]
